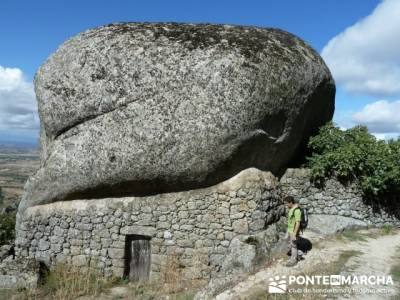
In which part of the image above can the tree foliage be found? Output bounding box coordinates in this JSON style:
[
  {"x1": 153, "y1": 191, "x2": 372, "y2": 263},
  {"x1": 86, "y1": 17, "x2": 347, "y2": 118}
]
[
  {"x1": 0, "y1": 212, "x2": 15, "y2": 246},
  {"x1": 306, "y1": 122, "x2": 400, "y2": 199},
  {"x1": 0, "y1": 187, "x2": 4, "y2": 206}
]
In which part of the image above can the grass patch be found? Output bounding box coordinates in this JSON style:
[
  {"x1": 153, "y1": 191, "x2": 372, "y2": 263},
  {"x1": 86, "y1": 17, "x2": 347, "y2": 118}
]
[
  {"x1": 328, "y1": 229, "x2": 359, "y2": 244},
  {"x1": 390, "y1": 264, "x2": 400, "y2": 281},
  {"x1": 11, "y1": 263, "x2": 120, "y2": 300},
  {"x1": 3, "y1": 249, "x2": 205, "y2": 300},
  {"x1": 40, "y1": 263, "x2": 120, "y2": 299},
  {"x1": 347, "y1": 226, "x2": 398, "y2": 240},
  {"x1": 127, "y1": 282, "x2": 196, "y2": 300},
  {"x1": 381, "y1": 224, "x2": 394, "y2": 235},
  {"x1": 333, "y1": 250, "x2": 363, "y2": 273},
  {"x1": 340, "y1": 230, "x2": 368, "y2": 242},
  {"x1": 0, "y1": 289, "x2": 18, "y2": 300}
]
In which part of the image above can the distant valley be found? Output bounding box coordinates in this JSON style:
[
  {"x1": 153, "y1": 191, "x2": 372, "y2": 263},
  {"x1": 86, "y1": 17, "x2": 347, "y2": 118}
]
[{"x1": 0, "y1": 144, "x2": 39, "y2": 209}]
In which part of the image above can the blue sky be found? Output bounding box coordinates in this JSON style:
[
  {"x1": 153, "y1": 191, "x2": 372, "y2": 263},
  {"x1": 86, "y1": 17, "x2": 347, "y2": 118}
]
[{"x1": 1, "y1": 0, "x2": 399, "y2": 145}]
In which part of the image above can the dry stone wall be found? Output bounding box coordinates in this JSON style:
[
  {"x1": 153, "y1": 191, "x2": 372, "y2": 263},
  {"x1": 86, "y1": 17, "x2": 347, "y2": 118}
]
[
  {"x1": 15, "y1": 168, "x2": 284, "y2": 281},
  {"x1": 281, "y1": 169, "x2": 400, "y2": 233},
  {"x1": 13, "y1": 167, "x2": 400, "y2": 284}
]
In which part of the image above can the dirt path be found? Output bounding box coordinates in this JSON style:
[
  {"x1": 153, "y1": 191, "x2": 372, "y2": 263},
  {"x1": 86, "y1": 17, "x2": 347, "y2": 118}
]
[
  {"x1": 214, "y1": 229, "x2": 400, "y2": 300},
  {"x1": 337, "y1": 232, "x2": 400, "y2": 300}
]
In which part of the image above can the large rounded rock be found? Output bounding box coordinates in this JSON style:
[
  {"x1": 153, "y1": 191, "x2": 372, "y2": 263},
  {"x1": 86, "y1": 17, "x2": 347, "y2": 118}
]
[{"x1": 20, "y1": 23, "x2": 335, "y2": 213}]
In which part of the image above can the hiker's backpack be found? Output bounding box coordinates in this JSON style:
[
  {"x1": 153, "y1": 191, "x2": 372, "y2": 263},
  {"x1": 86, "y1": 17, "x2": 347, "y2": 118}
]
[{"x1": 295, "y1": 207, "x2": 309, "y2": 231}]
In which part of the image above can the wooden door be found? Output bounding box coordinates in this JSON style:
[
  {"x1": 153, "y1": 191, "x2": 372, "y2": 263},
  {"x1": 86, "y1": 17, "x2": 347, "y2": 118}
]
[{"x1": 127, "y1": 235, "x2": 151, "y2": 281}]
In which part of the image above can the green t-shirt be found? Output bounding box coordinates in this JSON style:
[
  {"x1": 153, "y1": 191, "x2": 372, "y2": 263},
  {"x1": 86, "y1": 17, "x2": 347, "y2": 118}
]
[{"x1": 287, "y1": 206, "x2": 301, "y2": 233}]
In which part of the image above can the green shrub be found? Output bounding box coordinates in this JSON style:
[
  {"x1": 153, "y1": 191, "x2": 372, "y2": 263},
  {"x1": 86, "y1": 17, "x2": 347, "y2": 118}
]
[
  {"x1": 306, "y1": 122, "x2": 400, "y2": 200},
  {"x1": 0, "y1": 187, "x2": 3, "y2": 206},
  {"x1": 0, "y1": 212, "x2": 15, "y2": 246},
  {"x1": 382, "y1": 224, "x2": 394, "y2": 234}
]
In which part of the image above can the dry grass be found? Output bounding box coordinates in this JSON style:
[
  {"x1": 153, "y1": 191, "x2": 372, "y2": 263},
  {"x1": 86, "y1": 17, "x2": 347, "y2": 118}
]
[
  {"x1": 40, "y1": 263, "x2": 116, "y2": 299},
  {"x1": 4, "y1": 250, "x2": 203, "y2": 300},
  {"x1": 1, "y1": 250, "x2": 202, "y2": 299},
  {"x1": 125, "y1": 249, "x2": 202, "y2": 300},
  {"x1": 333, "y1": 226, "x2": 398, "y2": 244},
  {"x1": 12, "y1": 263, "x2": 119, "y2": 300},
  {"x1": 162, "y1": 249, "x2": 184, "y2": 294},
  {"x1": 127, "y1": 282, "x2": 196, "y2": 300}
]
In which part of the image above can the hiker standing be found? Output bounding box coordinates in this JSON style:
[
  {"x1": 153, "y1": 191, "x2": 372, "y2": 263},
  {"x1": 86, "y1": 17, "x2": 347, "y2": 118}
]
[{"x1": 284, "y1": 196, "x2": 301, "y2": 267}]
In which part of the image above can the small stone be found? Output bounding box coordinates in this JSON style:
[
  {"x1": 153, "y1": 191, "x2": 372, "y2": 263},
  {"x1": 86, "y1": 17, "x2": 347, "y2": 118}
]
[
  {"x1": 157, "y1": 222, "x2": 170, "y2": 229},
  {"x1": 217, "y1": 207, "x2": 230, "y2": 215},
  {"x1": 163, "y1": 231, "x2": 172, "y2": 239},
  {"x1": 233, "y1": 219, "x2": 249, "y2": 234},
  {"x1": 108, "y1": 248, "x2": 125, "y2": 259},
  {"x1": 177, "y1": 239, "x2": 193, "y2": 248},
  {"x1": 187, "y1": 202, "x2": 196, "y2": 210},
  {"x1": 221, "y1": 240, "x2": 230, "y2": 247},
  {"x1": 72, "y1": 255, "x2": 88, "y2": 266},
  {"x1": 38, "y1": 240, "x2": 50, "y2": 251},
  {"x1": 178, "y1": 211, "x2": 189, "y2": 218},
  {"x1": 180, "y1": 224, "x2": 194, "y2": 231},
  {"x1": 70, "y1": 246, "x2": 81, "y2": 255}
]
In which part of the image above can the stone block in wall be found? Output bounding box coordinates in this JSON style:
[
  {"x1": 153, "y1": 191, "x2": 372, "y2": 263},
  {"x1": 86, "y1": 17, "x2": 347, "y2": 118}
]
[
  {"x1": 120, "y1": 225, "x2": 156, "y2": 237},
  {"x1": 108, "y1": 248, "x2": 125, "y2": 259},
  {"x1": 72, "y1": 255, "x2": 88, "y2": 267},
  {"x1": 232, "y1": 219, "x2": 249, "y2": 234}
]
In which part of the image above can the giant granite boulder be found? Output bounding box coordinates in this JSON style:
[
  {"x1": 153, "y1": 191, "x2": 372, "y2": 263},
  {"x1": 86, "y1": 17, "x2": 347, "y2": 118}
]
[{"x1": 19, "y1": 23, "x2": 335, "y2": 217}]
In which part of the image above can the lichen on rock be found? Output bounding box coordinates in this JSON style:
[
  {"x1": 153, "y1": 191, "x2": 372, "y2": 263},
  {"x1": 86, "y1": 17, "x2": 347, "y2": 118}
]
[{"x1": 20, "y1": 22, "x2": 335, "y2": 218}]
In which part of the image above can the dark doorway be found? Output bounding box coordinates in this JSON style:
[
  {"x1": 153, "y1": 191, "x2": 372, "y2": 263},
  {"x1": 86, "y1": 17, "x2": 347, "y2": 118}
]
[{"x1": 124, "y1": 235, "x2": 151, "y2": 281}]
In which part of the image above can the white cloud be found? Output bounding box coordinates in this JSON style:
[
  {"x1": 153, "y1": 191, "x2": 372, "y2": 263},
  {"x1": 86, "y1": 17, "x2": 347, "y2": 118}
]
[
  {"x1": 351, "y1": 99, "x2": 400, "y2": 139},
  {"x1": 333, "y1": 100, "x2": 400, "y2": 140},
  {"x1": 352, "y1": 100, "x2": 400, "y2": 133},
  {"x1": 372, "y1": 132, "x2": 399, "y2": 140},
  {"x1": 0, "y1": 66, "x2": 39, "y2": 131},
  {"x1": 322, "y1": 0, "x2": 400, "y2": 96}
]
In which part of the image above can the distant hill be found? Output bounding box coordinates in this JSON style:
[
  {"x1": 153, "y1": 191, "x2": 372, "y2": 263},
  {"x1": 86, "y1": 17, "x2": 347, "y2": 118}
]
[{"x1": 0, "y1": 132, "x2": 38, "y2": 149}]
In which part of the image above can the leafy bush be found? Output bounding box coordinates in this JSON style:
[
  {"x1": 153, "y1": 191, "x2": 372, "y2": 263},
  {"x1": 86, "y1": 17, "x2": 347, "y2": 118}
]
[
  {"x1": 0, "y1": 187, "x2": 4, "y2": 206},
  {"x1": 306, "y1": 122, "x2": 400, "y2": 199},
  {"x1": 0, "y1": 212, "x2": 15, "y2": 246}
]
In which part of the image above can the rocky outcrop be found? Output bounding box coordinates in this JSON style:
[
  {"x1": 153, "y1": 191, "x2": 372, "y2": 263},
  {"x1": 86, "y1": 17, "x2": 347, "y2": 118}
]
[
  {"x1": 19, "y1": 22, "x2": 335, "y2": 215},
  {"x1": 0, "y1": 257, "x2": 40, "y2": 289},
  {"x1": 307, "y1": 215, "x2": 368, "y2": 235},
  {"x1": 0, "y1": 244, "x2": 13, "y2": 261}
]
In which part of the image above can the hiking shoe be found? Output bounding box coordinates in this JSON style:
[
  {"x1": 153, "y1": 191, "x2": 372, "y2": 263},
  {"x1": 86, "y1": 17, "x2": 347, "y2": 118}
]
[{"x1": 285, "y1": 259, "x2": 298, "y2": 267}]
